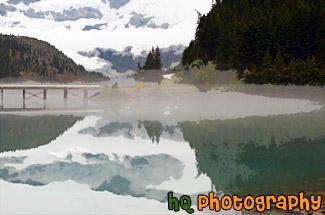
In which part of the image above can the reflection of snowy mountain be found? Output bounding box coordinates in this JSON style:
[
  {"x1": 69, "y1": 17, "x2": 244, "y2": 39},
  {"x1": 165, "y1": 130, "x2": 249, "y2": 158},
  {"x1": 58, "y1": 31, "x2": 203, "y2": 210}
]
[
  {"x1": 0, "y1": 115, "x2": 212, "y2": 214},
  {"x1": 79, "y1": 116, "x2": 184, "y2": 143},
  {"x1": 0, "y1": 153, "x2": 183, "y2": 202},
  {"x1": 0, "y1": 0, "x2": 211, "y2": 72}
]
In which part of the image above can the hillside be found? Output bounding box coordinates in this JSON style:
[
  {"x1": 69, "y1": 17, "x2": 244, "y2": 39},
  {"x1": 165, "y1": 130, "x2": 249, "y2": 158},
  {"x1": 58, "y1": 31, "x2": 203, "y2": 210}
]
[
  {"x1": 0, "y1": 34, "x2": 108, "y2": 82},
  {"x1": 182, "y1": 0, "x2": 325, "y2": 86}
]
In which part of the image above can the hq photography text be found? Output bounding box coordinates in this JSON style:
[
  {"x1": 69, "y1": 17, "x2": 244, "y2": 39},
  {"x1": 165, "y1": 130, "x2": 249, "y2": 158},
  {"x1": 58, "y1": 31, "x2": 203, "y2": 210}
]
[{"x1": 167, "y1": 191, "x2": 323, "y2": 214}]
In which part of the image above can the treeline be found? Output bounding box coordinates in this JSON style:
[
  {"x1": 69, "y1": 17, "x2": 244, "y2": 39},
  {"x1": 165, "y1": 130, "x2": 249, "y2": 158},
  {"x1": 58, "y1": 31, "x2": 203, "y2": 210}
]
[
  {"x1": 0, "y1": 34, "x2": 108, "y2": 82},
  {"x1": 138, "y1": 47, "x2": 162, "y2": 70},
  {"x1": 182, "y1": 0, "x2": 325, "y2": 85}
]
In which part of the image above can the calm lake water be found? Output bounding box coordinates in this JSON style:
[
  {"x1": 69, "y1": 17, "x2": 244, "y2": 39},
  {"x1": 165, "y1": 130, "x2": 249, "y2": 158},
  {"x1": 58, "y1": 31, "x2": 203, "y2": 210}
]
[{"x1": 0, "y1": 82, "x2": 324, "y2": 214}]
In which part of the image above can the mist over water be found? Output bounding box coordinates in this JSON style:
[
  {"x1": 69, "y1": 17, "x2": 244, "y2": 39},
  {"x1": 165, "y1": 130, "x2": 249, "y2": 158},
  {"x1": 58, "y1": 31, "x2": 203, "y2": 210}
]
[{"x1": 0, "y1": 78, "x2": 324, "y2": 214}]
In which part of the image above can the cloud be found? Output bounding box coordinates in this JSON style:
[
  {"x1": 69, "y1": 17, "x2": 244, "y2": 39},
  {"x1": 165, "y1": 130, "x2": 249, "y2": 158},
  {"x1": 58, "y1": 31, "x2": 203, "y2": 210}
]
[{"x1": 0, "y1": 0, "x2": 212, "y2": 70}]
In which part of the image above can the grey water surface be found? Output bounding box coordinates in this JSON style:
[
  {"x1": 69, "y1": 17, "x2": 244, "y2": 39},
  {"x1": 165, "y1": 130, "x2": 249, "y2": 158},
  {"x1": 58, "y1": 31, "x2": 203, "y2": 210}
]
[{"x1": 0, "y1": 82, "x2": 324, "y2": 214}]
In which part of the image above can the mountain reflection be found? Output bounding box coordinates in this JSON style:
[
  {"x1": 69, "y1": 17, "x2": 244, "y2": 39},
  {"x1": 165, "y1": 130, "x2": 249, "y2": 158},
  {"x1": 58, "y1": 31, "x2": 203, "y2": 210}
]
[
  {"x1": 76, "y1": 109, "x2": 325, "y2": 196},
  {"x1": 79, "y1": 118, "x2": 183, "y2": 143},
  {"x1": 1, "y1": 108, "x2": 324, "y2": 202},
  {"x1": 0, "y1": 153, "x2": 183, "y2": 202},
  {"x1": 0, "y1": 115, "x2": 82, "y2": 152},
  {"x1": 80, "y1": 121, "x2": 134, "y2": 138}
]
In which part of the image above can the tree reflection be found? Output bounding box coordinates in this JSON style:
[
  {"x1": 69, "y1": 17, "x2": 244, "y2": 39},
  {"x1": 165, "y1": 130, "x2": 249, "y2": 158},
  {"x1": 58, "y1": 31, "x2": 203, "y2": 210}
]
[
  {"x1": 179, "y1": 110, "x2": 325, "y2": 196},
  {"x1": 138, "y1": 120, "x2": 163, "y2": 143}
]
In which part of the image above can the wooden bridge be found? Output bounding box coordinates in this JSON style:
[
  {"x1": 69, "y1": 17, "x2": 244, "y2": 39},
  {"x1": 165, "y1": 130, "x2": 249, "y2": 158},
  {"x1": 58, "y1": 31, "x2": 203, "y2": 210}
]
[{"x1": 0, "y1": 84, "x2": 102, "y2": 109}]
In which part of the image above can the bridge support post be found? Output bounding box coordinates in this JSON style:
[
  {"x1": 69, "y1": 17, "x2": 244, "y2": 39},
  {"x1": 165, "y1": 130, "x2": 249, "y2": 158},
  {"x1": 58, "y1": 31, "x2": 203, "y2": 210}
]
[
  {"x1": 64, "y1": 89, "x2": 68, "y2": 99},
  {"x1": 64, "y1": 89, "x2": 68, "y2": 108},
  {"x1": 1, "y1": 89, "x2": 3, "y2": 109},
  {"x1": 43, "y1": 89, "x2": 47, "y2": 100},
  {"x1": 43, "y1": 89, "x2": 47, "y2": 109},
  {"x1": 23, "y1": 89, "x2": 26, "y2": 109},
  {"x1": 84, "y1": 89, "x2": 88, "y2": 107}
]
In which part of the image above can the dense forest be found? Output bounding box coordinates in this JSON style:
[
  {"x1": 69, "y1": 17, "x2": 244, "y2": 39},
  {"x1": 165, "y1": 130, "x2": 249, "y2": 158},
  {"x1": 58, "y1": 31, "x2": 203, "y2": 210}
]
[
  {"x1": 182, "y1": 0, "x2": 325, "y2": 85},
  {"x1": 0, "y1": 34, "x2": 108, "y2": 82}
]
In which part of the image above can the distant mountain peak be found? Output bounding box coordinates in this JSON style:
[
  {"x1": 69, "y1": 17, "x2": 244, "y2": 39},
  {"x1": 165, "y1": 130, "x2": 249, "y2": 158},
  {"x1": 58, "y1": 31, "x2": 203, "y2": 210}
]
[{"x1": 0, "y1": 0, "x2": 211, "y2": 71}]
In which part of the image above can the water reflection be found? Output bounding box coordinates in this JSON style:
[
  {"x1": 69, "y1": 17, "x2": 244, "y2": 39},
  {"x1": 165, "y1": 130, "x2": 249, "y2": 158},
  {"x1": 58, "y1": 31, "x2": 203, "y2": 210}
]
[
  {"x1": 0, "y1": 113, "x2": 212, "y2": 214},
  {"x1": 237, "y1": 136, "x2": 325, "y2": 195},
  {"x1": 0, "y1": 152, "x2": 183, "y2": 202},
  {"x1": 179, "y1": 109, "x2": 325, "y2": 196},
  {"x1": 0, "y1": 115, "x2": 82, "y2": 152},
  {"x1": 0, "y1": 106, "x2": 324, "y2": 214},
  {"x1": 80, "y1": 119, "x2": 182, "y2": 143}
]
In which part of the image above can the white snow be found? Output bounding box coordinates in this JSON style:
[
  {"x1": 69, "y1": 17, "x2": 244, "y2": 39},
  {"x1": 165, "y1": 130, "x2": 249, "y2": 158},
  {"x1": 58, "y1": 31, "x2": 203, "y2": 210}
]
[
  {"x1": 163, "y1": 73, "x2": 175, "y2": 80},
  {"x1": 0, "y1": 0, "x2": 212, "y2": 70}
]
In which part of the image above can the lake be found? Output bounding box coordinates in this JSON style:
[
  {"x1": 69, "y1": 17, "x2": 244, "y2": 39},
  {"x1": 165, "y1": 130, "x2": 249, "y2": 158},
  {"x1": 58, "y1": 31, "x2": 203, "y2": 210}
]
[{"x1": 0, "y1": 81, "x2": 324, "y2": 214}]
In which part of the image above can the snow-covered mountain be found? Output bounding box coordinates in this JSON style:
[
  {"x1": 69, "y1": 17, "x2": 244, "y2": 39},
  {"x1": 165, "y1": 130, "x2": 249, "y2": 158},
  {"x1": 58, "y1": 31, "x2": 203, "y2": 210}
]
[
  {"x1": 79, "y1": 44, "x2": 185, "y2": 72},
  {"x1": 0, "y1": 0, "x2": 211, "y2": 74}
]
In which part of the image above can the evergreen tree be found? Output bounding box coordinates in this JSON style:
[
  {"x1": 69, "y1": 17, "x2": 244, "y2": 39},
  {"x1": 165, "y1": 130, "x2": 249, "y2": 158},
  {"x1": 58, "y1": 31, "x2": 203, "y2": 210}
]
[
  {"x1": 272, "y1": 49, "x2": 285, "y2": 83},
  {"x1": 143, "y1": 51, "x2": 154, "y2": 70},
  {"x1": 137, "y1": 61, "x2": 142, "y2": 71},
  {"x1": 154, "y1": 46, "x2": 162, "y2": 70},
  {"x1": 142, "y1": 46, "x2": 162, "y2": 70},
  {"x1": 262, "y1": 47, "x2": 273, "y2": 83}
]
